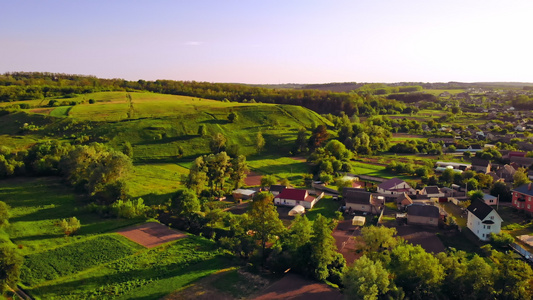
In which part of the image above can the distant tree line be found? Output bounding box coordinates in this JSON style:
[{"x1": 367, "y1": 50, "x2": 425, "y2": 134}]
[{"x1": 1, "y1": 72, "x2": 414, "y2": 117}]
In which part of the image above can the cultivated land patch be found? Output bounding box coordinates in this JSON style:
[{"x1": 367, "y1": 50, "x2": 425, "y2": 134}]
[
  {"x1": 244, "y1": 170, "x2": 262, "y2": 186},
  {"x1": 117, "y1": 222, "x2": 188, "y2": 248},
  {"x1": 251, "y1": 273, "x2": 343, "y2": 300}
]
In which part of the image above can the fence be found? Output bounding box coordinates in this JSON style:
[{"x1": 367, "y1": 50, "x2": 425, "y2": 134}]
[{"x1": 510, "y1": 243, "x2": 533, "y2": 264}]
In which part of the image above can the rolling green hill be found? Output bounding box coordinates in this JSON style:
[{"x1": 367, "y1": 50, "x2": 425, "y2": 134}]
[{"x1": 0, "y1": 91, "x2": 331, "y2": 160}]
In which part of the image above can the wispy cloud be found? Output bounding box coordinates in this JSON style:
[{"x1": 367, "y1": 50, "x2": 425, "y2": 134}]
[{"x1": 184, "y1": 41, "x2": 202, "y2": 46}]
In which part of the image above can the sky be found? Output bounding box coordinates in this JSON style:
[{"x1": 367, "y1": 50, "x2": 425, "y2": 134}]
[{"x1": 1, "y1": 0, "x2": 533, "y2": 84}]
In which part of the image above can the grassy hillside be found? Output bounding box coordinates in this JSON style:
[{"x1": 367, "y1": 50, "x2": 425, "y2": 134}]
[
  {"x1": 0, "y1": 91, "x2": 330, "y2": 204},
  {"x1": 0, "y1": 92, "x2": 331, "y2": 160}
]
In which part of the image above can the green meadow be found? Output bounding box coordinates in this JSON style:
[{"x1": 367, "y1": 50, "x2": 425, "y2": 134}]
[{"x1": 0, "y1": 177, "x2": 232, "y2": 299}]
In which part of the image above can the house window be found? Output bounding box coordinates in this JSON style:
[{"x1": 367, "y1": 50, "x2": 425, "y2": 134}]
[
  {"x1": 528, "y1": 205, "x2": 531, "y2": 210},
  {"x1": 483, "y1": 225, "x2": 486, "y2": 229},
  {"x1": 487, "y1": 226, "x2": 491, "y2": 229},
  {"x1": 490, "y1": 216, "x2": 494, "y2": 220},
  {"x1": 482, "y1": 234, "x2": 485, "y2": 238}
]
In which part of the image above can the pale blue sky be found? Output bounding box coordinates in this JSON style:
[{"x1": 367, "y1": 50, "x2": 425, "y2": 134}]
[{"x1": 1, "y1": 0, "x2": 532, "y2": 83}]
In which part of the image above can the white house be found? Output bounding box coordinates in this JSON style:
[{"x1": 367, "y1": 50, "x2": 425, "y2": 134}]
[
  {"x1": 274, "y1": 188, "x2": 323, "y2": 209},
  {"x1": 466, "y1": 200, "x2": 503, "y2": 241},
  {"x1": 377, "y1": 178, "x2": 415, "y2": 195}
]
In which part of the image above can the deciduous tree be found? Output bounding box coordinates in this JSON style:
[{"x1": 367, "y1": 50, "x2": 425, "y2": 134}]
[
  {"x1": 342, "y1": 255, "x2": 390, "y2": 300},
  {"x1": 172, "y1": 188, "x2": 201, "y2": 216},
  {"x1": 309, "y1": 214, "x2": 339, "y2": 281},
  {"x1": 260, "y1": 174, "x2": 277, "y2": 188},
  {"x1": 513, "y1": 167, "x2": 531, "y2": 188},
  {"x1": 248, "y1": 192, "x2": 285, "y2": 265},
  {"x1": 256, "y1": 131, "x2": 265, "y2": 152},
  {"x1": 0, "y1": 243, "x2": 23, "y2": 295},
  {"x1": 0, "y1": 201, "x2": 9, "y2": 228},
  {"x1": 229, "y1": 155, "x2": 249, "y2": 189},
  {"x1": 210, "y1": 133, "x2": 227, "y2": 154}
]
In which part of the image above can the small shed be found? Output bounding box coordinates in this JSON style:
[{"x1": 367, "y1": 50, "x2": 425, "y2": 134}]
[
  {"x1": 288, "y1": 205, "x2": 305, "y2": 216},
  {"x1": 352, "y1": 216, "x2": 366, "y2": 226},
  {"x1": 232, "y1": 189, "x2": 256, "y2": 200}
]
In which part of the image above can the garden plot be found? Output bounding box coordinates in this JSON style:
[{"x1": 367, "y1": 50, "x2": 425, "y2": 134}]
[{"x1": 117, "y1": 222, "x2": 188, "y2": 248}]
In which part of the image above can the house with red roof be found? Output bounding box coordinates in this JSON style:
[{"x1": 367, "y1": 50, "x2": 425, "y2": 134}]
[
  {"x1": 377, "y1": 178, "x2": 415, "y2": 195},
  {"x1": 274, "y1": 188, "x2": 323, "y2": 209}
]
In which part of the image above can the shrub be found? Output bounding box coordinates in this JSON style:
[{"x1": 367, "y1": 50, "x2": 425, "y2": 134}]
[
  {"x1": 111, "y1": 198, "x2": 149, "y2": 219},
  {"x1": 490, "y1": 232, "x2": 514, "y2": 248},
  {"x1": 59, "y1": 217, "x2": 81, "y2": 236}
]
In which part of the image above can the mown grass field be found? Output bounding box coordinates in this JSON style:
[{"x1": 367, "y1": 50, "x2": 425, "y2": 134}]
[
  {"x1": 127, "y1": 163, "x2": 189, "y2": 205},
  {"x1": 247, "y1": 156, "x2": 310, "y2": 186},
  {"x1": 349, "y1": 161, "x2": 410, "y2": 180},
  {"x1": 306, "y1": 196, "x2": 341, "y2": 221},
  {"x1": 0, "y1": 177, "x2": 233, "y2": 299}
]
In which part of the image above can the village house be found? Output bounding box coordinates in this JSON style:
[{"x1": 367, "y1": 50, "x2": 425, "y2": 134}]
[
  {"x1": 466, "y1": 200, "x2": 503, "y2": 241},
  {"x1": 406, "y1": 204, "x2": 440, "y2": 227},
  {"x1": 494, "y1": 164, "x2": 516, "y2": 182},
  {"x1": 396, "y1": 192, "x2": 413, "y2": 210},
  {"x1": 343, "y1": 188, "x2": 381, "y2": 214},
  {"x1": 510, "y1": 156, "x2": 533, "y2": 169},
  {"x1": 482, "y1": 193, "x2": 498, "y2": 206},
  {"x1": 269, "y1": 185, "x2": 286, "y2": 196},
  {"x1": 421, "y1": 186, "x2": 445, "y2": 198},
  {"x1": 511, "y1": 183, "x2": 533, "y2": 214},
  {"x1": 471, "y1": 158, "x2": 491, "y2": 174},
  {"x1": 274, "y1": 188, "x2": 323, "y2": 209},
  {"x1": 377, "y1": 178, "x2": 415, "y2": 195}
]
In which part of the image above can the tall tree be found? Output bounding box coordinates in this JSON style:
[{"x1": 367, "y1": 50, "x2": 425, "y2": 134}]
[
  {"x1": 494, "y1": 252, "x2": 533, "y2": 300},
  {"x1": 285, "y1": 214, "x2": 312, "y2": 253},
  {"x1": 513, "y1": 167, "x2": 531, "y2": 188},
  {"x1": 172, "y1": 188, "x2": 201, "y2": 216},
  {"x1": 308, "y1": 125, "x2": 329, "y2": 150},
  {"x1": 490, "y1": 181, "x2": 511, "y2": 202},
  {"x1": 122, "y1": 141, "x2": 133, "y2": 158},
  {"x1": 389, "y1": 243, "x2": 445, "y2": 300},
  {"x1": 260, "y1": 174, "x2": 277, "y2": 188},
  {"x1": 310, "y1": 214, "x2": 338, "y2": 281},
  {"x1": 210, "y1": 133, "x2": 227, "y2": 154},
  {"x1": 0, "y1": 201, "x2": 9, "y2": 228},
  {"x1": 230, "y1": 155, "x2": 249, "y2": 189},
  {"x1": 294, "y1": 127, "x2": 308, "y2": 154},
  {"x1": 248, "y1": 192, "x2": 285, "y2": 265},
  {"x1": 342, "y1": 255, "x2": 390, "y2": 300},
  {"x1": 186, "y1": 156, "x2": 208, "y2": 194},
  {"x1": 256, "y1": 131, "x2": 265, "y2": 153},
  {"x1": 357, "y1": 226, "x2": 400, "y2": 256},
  {"x1": 0, "y1": 243, "x2": 23, "y2": 295},
  {"x1": 204, "y1": 152, "x2": 231, "y2": 191}
]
